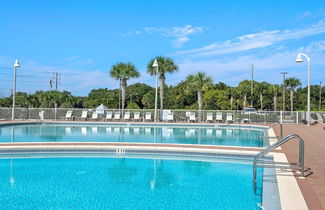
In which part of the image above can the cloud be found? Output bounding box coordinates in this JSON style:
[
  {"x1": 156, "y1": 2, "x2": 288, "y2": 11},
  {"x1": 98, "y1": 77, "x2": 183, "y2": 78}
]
[
  {"x1": 176, "y1": 21, "x2": 325, "y2": 57},
  {"x1": 144, "y1": 25, "x2": 204, "y2": 47},
  {"x1": 299, "y1": 11, "x2": 312, "y2": 19},
  {"x1": 171, "y1": 41, "x2": 325, "y2": 86},
  {"x1": 121, "y1": 30, "x2": 141, "y2": 37}
]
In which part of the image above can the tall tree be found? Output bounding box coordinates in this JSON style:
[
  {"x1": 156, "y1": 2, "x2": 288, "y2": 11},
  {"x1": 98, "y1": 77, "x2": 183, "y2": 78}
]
[
  {"x1": 186, "y1": 72, "x2": 213, "y2": 121},
  {"x1": 285, "y1": 77, "x2": 301, "y2": 112},
  {"x1": 269, "y1": 85, "x2": 280, "y2": 111},
  {"x1": 147, "y1": 56, "x2": 178, "y2": 110},
  {"x1": 110, "y1": 62, "x2": 140, "y2": 110}
]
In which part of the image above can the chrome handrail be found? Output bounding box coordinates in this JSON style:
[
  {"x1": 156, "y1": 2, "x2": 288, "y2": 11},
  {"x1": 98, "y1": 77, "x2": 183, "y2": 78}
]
[{"x1": 253, "y1": 133, "x2": 306, "y2": 193}]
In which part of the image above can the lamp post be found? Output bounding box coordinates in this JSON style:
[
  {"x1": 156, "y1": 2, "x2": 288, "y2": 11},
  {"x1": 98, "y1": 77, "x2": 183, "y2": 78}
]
[
  {"x1": 12, "y1": 59, "x2": 20, "y2": 121},
  {"x1": 280, "y1": 72, "x2": 288, "y2": 111},
  {"x1": 152, "y1": 59, "x2": 159, "y2": 122},
  {"x1": 319, "y1": 81, "x2": 322, "y2": 111},
  {"x1": 296, "y1": 53, "x2": 311, "y2": 126}
]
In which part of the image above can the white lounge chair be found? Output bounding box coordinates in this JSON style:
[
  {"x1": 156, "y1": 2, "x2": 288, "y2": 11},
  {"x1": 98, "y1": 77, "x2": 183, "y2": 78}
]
[
  {"x1": 188, "y1": 112, "x2": 196, "y2": 122},
  {"x1": 242, "y1": 118, "x2": 250, "y2": 123},
  {"x1": 91, "y1": 112, "x2": 99, "y2": 121},
  {"x1": 105, "y1": 112, "x2": 112, "y2": 121},
  {"x1": 123, "y1": 112, "x2": 130, "y2": 121},
  {"x1": 206, "y1": 113, "x2": 214, "y2": 122},
  {"x1": 39, "y1": 111, "x2": 45, "y2": 121},
  {"x1": 133, "y1": 112, "x2": 141, "y2": 121},
  {"x1": 145, "y1": 112, "x2": 152, "y2": 121},
  {"x1": 114, "y1": 112, "x2": 121, "y2": 121},
  {"x1": 226, "y1": 113, "x2": 234, "y2": 123},
  {"x1": 77, "y1": 111, "x2": 88, "y2": 121},
  {"x1": 167, "y1": 113, "x2": 174, "y2": 122},
  {"x1": 61, "y1": 110, "x2": 73, "y2": 121},
  {"x1": 216, "y1": 113, "x2": 223, "y2": 123}
]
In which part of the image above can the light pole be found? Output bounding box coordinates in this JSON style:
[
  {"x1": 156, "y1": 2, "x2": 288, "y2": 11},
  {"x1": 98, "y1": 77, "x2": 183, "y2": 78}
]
[
  {"x1": 319, "y1": 81, "x2": 322, "y2": 111},
  {"x1": 296, "y1": 53, "x2": 311, "y2": 126},
  {"x1": 251, "y1": 64, "x2": 254, "y2": 107},
  {"x1": 280, "y1": 72, "x2": 288, "y2": 111},
  {"x1": 12, "y1": 59, "x2": 20, "y2": 121},
  {"x1": 152, "y1": 59, "x2": 159, "y2": 122}
]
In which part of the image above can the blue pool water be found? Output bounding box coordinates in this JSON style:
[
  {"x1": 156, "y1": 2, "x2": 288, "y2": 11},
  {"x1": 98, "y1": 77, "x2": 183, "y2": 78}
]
[
  {"x1": 0, "y1": 156, "x2": 263, "y2": 209},
  {"x1": 0, "y1": 123, "x2": 267, "y2": 147}
]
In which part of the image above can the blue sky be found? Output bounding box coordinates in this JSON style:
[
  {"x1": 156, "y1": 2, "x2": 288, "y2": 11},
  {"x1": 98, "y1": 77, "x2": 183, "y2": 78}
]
[{"x1": 1, "y1": 0, "x2": 325, "y2": 96}]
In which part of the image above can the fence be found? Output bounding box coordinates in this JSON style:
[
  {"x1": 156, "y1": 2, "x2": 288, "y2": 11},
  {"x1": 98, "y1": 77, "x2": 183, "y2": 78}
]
[{"x1": 0, "y1": 107, "x2": 321, "y2": 124}]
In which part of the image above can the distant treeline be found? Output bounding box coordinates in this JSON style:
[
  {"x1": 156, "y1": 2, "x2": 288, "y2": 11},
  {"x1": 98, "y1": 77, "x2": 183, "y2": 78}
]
[{"x1": 0, "y1": 80, "x2": 323, "y2": 111}]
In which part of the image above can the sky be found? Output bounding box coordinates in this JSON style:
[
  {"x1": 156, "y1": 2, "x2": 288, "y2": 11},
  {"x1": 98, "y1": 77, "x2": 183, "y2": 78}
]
[{"x1": 0, "y1": 0, "x2": 325, "y2": 96}]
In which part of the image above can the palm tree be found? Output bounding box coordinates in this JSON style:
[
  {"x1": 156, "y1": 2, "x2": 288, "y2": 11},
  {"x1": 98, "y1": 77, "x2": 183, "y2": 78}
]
[
  {"x1": 269, "y1": 85, "x2": 280, "y2": 111},
  {"x1": 285, "y1": 77, "x2": 301, "y2": 112},
  {"x1": 110, "y1": 62, "x2": 140, "y2": 110},
  {"x1": 147, "y1": 56, "x2": 178, "y2": 110},
  {"x1": 237, "y1": 80, "x2": 251, "y2": 108},
  {"x1": 186, "y1": 72, "x2": 213, "y2": 121}
]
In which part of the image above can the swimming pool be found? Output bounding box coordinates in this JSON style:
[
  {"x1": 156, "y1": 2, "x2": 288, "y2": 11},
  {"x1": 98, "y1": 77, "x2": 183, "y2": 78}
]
[
  {"x1": 0, "y1": 155, "x2": 265, "y2": 209},
  {"x1": 0, "y1": 123, "x2": 268, "y2": 147}
]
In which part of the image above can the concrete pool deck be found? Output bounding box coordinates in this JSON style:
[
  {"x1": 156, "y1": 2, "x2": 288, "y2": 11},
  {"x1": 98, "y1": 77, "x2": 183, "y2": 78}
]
[{"x1": 273, "y1": 123, "x2": 325, "y2": 210}]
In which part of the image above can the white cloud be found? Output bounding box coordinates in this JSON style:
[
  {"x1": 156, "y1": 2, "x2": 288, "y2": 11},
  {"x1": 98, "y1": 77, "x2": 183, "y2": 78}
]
[
  {"x1": 144, "y1": 25, "x2": 204, "y2": 47},
  {"x1": 176, "y1": 21, "x2": 325, "y2": 57},
  {"x1": 122, "y1": 30, "x2": 141, "y2": 37},
  {"x1": 172, "y1": 41, "x2": 325, "y2": 86},
  {"x1": 299, "y1": 11, "x2": 312, "y2": 19}
]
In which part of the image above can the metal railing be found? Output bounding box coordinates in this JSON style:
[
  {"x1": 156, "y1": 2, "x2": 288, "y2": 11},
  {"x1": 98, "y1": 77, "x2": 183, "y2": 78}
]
[
  {"x1": 0, "y1": 107, "x2": 319, "y2": 124},
  {"x1": 253, "y1": 133, "x2": 311, "y2": 193}
]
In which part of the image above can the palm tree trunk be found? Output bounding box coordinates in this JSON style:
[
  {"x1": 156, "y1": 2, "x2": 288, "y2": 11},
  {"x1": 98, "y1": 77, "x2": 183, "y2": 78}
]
[
  {"x1": 260, "y1": 92, "x2": 263, "y2": 110},
  {"x1": 198, "y1": 90, "x2": 202, "y2": 122},
  {"x1": 290, "y1": 89, "x2": 293, "y2": 112},
  {"x1": 230, "y1": 96, "x2": 233, "y2": 110},
  {"x1": 159, "y1": 75, "x2": 165, "y2": 110},
  {"x1": 274, "y1": 95, "x2": 277, "y2": 111},
  {"x1": 121, "y1": 79, "x2": 127, "y2": 110},
  {"x1": 243, "y1": 95, "x2": 247, "y2": 108}
]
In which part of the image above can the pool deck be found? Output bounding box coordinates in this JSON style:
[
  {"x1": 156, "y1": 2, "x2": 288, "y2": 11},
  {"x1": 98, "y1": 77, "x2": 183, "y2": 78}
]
[
  {"x1": 273, "y1": 123, "x2": 325, "y2": 210},
  {"x1": 1, "y1": 120, "x2": 324, "y2": 209}
]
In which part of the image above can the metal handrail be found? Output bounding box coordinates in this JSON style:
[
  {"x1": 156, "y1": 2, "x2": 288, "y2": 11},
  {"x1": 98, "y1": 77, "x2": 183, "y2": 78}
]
[
  {"x1": 268, "y1": 121, "x2": 283, "y2": 138},
  {"x1": 253, "y1": 133, "x2": 305, "y2": 192}
]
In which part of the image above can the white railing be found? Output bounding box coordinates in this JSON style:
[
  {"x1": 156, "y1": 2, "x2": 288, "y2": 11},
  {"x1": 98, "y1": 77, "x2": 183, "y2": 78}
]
[{"x1": 0, "y1": 107, "x2": 322, "y2": 124}]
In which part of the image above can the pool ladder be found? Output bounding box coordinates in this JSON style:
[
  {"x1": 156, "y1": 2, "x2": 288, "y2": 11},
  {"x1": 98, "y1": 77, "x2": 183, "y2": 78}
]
[{"x1": 253, "y1": 133, "x2": 312, "y2": 194}]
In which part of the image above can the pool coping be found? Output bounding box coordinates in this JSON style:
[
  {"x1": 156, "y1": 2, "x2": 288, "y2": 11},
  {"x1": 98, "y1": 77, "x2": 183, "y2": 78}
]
[{"x1": 0, "y1": 121, "x2": 308, "y2": 210}]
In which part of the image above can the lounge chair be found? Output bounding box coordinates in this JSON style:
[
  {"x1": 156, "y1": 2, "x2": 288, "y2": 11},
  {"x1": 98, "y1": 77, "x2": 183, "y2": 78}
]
[
  {"x1": 215, "y1": 113, "x2": 223, "y2": 123},
  {"x1": 133, "y1": 112, "x2": 141, "y2": 121},
  {"x1": 91, "y1": 112, "x2": 99, "y2": 121},
  {"x1": 77, "y1": 111, "x2": 88, "y2": 121},
  {"x1": 206, "y1": 113, "x2": 214, "y2": 122},
  {"x1": 145, "y1": 112, "x2": 152, "y2": 121},
  {"x1": 242, "y1": 118, "x2": 250, "y2": 124},
  {"x1": 226, "y1": 113, "x2": 234, "y2": 123},
  {"x1": 39, "y1": 111, "x2": 45, "y2": 121},
  {"x1": 114, "y1": 112, "x2": 121, "y2": 121},
  {"x1": 167, "y1": 113, "x2": 174, "y2": 122},
  {"x1": 123, "y1": 112, "x2": 130, "y2": 121},
  {"x1": 188, "y1": 112, "x2": 196, "y2": 122},
  {"x1": 61, "y1": 110, "x2": 73, "y2": 121},
  {"x1": 105, "y1": 111, "x2": 113, "y2": 121}
]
